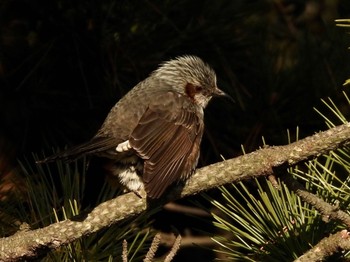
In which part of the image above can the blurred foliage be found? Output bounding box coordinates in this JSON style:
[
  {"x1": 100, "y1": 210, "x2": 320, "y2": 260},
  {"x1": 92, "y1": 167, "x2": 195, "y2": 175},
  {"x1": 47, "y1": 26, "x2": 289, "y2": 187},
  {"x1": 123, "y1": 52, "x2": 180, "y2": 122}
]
[{"x1": 0, "y1": 0, "x2": 349, "y2": 161}]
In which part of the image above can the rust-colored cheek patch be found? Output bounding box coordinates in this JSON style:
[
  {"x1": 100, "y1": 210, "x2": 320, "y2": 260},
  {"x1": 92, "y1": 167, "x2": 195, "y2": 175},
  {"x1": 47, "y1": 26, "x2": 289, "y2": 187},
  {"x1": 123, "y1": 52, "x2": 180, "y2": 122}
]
[
  {"x1": 185, "y1": 83, "x2": 196, "y2": 99},
  {"x1": 185, "y1": 83, "x2": 202, "y2": 99}
]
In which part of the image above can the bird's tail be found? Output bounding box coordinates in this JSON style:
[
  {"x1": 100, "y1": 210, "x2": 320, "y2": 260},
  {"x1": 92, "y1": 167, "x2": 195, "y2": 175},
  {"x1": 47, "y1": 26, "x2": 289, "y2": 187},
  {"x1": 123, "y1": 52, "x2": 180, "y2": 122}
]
[{"x1": 36, "y1": 136, "x2": 119, "y2": 164}]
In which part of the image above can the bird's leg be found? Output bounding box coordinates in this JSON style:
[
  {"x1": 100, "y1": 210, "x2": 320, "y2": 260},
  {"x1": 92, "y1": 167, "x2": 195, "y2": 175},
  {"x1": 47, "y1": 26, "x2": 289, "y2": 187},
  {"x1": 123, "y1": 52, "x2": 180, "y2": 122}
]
[{"x1": 132, "y1": 187, "x2": 147, "y2": 199}]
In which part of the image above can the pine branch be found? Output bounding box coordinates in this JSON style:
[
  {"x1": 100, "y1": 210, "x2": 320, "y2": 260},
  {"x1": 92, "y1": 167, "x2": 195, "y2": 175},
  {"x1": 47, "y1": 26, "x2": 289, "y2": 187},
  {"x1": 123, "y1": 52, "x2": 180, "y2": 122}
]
[
  {"x1": 2, "y1": 122, "x2": 350, "y2": 261},
  {"x1": 294, "y1": 230, "x2": 350, "y2": 262},
  {"x1": 282, "y1": 175, "x2": 350, "y2": 227}
]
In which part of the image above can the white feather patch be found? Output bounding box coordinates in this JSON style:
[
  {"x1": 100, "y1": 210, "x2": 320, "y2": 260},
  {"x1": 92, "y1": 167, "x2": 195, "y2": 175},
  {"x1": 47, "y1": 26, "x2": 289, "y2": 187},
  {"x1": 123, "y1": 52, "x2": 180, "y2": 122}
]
[
  {"x1": 118, "y1": 167, "x2": 144, "y2": 192},
  {"x1": 116, "y1": 140, "x2": 132, "y2": 152}
]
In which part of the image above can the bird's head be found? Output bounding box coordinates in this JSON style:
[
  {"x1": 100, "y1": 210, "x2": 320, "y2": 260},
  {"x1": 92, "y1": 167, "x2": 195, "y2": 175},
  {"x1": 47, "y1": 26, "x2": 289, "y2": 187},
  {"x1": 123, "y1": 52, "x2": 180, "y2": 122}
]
[{"x1": 152, "y1": 55, "x2": 228, "y2": 108}]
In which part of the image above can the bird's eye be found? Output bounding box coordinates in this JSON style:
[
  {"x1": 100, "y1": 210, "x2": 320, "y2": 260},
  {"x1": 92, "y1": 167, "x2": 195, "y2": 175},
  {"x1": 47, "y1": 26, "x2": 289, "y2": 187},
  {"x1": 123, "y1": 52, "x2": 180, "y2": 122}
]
[
  {"x1": 185, "y1": 83, "x2": 202, "y2": 98},
  {"x1": 195, "y1": 86, "x2": 203, "y2": 92}
]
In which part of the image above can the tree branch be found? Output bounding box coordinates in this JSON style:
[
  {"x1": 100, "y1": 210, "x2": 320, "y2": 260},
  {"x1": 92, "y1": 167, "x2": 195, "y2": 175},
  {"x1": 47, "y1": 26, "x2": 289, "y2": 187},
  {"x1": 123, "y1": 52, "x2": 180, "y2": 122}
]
[
  {"x1": 282, "y1": 175, "x2": 350, "y2": 227},
  {"x1": 294, "y1": 230, "x2": 350, "y2": 262},
  {"x1": 2, "y1": 122, "x2": 350, "y2": 261}
]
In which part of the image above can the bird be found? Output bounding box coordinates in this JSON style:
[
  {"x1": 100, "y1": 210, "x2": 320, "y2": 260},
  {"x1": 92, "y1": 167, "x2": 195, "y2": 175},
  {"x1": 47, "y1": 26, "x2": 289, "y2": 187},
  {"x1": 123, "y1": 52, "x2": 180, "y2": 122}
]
[{"x1": 38, "y1": 55, "x2": 228, "y2": 199}]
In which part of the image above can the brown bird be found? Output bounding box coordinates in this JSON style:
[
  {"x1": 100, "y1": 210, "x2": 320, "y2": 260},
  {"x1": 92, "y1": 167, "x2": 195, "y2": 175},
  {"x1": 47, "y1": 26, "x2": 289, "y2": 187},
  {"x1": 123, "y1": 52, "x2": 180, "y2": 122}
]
[{"x1": 38, "y1": 55, "x2": 227, "y2": 199}]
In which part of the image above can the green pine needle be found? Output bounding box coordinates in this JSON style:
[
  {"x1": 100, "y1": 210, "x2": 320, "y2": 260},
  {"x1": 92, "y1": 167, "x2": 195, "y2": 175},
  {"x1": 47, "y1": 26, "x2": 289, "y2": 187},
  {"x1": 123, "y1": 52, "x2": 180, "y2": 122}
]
[
  {"x1": 205, "y1": 92, "x2": 350, "y2": 260},
  {"x1": 1, "y1": 155, "x2": 155, "y2": 261}
]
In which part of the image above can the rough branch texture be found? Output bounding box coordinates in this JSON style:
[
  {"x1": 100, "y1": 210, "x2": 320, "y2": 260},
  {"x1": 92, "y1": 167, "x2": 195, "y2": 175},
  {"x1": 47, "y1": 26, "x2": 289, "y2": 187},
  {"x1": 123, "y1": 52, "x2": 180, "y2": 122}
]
[
  {"x1": 283, "y1": 175, "x2": 350, "y2": 227},
  {"x1": 2, "y1": 122, "x2": 350, "y2": 261},
  {"x1": 294, "y1": 230, "x2": 350, "y2": 262},
  {"x1": 178, "y1": 122, "x2": 350, "y2": 198},
  {"x1": 0, "y1": 193, "x2": 147, "y2": 261}
]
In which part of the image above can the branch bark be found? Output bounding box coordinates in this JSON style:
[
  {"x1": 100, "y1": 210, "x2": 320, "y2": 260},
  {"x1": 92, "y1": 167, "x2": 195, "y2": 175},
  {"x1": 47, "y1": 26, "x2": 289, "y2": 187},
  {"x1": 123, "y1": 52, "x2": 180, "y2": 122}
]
[
  {"x1": 2, "y1": 122, "x2": 350, "y2": 261},
  {"x1": 282, "y1": 175, "x2": 350, "y2": 227},
  {"x1": 294, "y1": 230, "x2": 350, "y2": 262}
]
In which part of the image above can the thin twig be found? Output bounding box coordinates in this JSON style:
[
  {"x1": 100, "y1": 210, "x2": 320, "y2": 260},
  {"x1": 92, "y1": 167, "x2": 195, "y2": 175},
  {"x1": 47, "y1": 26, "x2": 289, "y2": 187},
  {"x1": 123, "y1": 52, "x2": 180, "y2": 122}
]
[
  {"x1": 282, "y1": 175, "x2": 350, "y2": 227},
  {"x1": 164, "y1": 235, "x2": 182, "y2": 262},
  {"x1": 163, "y1": 202, "x2": 210, "y2": 217},
  {"x1": 122, "y1": 239, "x2": 128, "y2": 262},
  {"x1": 144, "y1": 233, "x2": 161, "y2": 262}
]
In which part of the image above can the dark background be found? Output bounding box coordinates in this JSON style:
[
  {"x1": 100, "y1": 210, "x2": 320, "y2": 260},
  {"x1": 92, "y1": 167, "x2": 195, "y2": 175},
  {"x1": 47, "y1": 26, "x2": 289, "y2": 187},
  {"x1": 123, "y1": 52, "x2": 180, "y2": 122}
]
[{"x1": 1, "y1": 0, "x2": 350, "y2": 260}]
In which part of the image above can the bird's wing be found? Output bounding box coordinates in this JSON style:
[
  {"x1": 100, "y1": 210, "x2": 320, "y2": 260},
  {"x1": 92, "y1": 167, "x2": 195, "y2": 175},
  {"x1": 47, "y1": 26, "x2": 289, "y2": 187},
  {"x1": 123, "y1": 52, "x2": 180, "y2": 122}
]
[
  {"x1": 129, "y1": 92, "x2": 204, "y2": 198},
  {"x1": 37, "y1": 136, "x2": 120, "y2": 163}
]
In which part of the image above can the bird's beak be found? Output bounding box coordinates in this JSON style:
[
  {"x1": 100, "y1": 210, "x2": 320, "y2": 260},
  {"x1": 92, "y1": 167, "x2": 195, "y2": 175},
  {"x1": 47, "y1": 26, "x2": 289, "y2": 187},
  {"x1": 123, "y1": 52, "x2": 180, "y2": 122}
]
[{"x1": 213, "y1": 87, "x2": 235, "y2": 103}]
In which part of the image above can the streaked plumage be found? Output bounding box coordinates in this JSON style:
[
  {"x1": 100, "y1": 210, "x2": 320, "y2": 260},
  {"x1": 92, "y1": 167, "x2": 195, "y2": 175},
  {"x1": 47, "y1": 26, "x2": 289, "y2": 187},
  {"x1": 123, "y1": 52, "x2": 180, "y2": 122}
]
[{"x1": 38, "y1": 55, "x2": 226, "y2": 199}]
